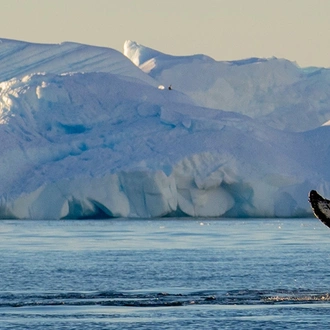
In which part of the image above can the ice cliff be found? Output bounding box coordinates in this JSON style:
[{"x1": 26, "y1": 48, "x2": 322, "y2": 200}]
[{"x1": 1, "y1": 38, "x2": 330, "y2": 219}]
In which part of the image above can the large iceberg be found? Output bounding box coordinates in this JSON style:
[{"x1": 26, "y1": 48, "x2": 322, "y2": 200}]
[{"x1": 0, "y1": 38, "x2": 330, "y2": 219}]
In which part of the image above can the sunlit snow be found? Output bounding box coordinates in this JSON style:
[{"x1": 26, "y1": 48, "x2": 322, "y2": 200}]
[{"x1": 0, "y1": 38, "x2": 330, "y2": 219}]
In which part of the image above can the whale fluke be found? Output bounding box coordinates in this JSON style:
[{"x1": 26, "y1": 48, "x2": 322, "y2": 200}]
[{"x1": 309, "y1": 190, "x2": 330, "y2": 228}]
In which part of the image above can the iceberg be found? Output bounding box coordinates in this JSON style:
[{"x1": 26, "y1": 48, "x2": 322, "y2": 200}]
[{"x1": 0, "y1": 38, "x2": 330, "y2": 219}]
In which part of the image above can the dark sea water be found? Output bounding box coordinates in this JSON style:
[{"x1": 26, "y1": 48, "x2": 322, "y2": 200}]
[{"x1": 1, "y1": 218, "x2": 330, "y2": 329}]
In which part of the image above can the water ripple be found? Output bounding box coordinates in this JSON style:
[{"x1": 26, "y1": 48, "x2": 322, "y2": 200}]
[{"x1": 1, "y1": 289, "x2": 330, "y2": 308}]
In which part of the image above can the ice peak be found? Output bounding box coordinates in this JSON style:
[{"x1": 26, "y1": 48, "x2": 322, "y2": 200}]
[{"x1": 124, "y1": 40, "x2": 163, "y2": 67}]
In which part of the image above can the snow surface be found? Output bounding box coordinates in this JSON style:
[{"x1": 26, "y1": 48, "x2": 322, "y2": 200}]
[{"x1": 1, "y1": 38, "x2": 330, "y2": 219}]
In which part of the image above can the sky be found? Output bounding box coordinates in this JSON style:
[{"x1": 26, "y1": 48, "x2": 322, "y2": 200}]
[{"x1": 1, "y1": 0, "x2": 330, "y2": 68}]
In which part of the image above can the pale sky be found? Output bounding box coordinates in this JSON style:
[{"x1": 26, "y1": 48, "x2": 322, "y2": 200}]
[{"x1": 1, "y1": 0, "x2": 330, "y2": 68}]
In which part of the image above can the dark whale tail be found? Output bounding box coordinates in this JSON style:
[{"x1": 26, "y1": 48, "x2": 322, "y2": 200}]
[{"x1": 308, "y1": 190, "x2": 330, "y2": 228}]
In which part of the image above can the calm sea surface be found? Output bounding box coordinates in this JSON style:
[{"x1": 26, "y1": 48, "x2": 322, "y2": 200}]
[{"x1": 1, "y1": 218, "x2": 330, "y2": 329}]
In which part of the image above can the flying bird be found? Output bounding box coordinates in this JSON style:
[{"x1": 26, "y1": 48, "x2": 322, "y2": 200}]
[{"x1": 309, "y1": 190, "x2": 330, "y2": 228}]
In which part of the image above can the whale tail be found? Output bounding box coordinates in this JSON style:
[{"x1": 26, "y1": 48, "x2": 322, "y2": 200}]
[{"x1": 309, "y1": 190, "x2": 330, "y2": 228}]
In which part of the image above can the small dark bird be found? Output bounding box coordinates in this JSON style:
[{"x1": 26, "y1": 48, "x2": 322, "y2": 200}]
[{"x1": 308, "y1": 190, "x2": 330, "y2": 228}]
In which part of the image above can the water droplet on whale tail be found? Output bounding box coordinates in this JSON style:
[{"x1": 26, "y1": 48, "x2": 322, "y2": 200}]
[{"x1": 308, "y1": 190, "x2": 330, "y2": 228}]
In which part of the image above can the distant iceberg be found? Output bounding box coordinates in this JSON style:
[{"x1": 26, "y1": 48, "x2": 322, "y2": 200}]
[
  {"x1": 124, "y1": 40, "x2": 330, "y2": 132},
  {"x1": 1, "y1": 38, "x2": 330, "y2": 219}
]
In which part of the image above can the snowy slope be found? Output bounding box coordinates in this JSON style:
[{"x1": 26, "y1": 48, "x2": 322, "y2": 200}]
[
  {"x1": 125, "y1": 40, "x2": 330, "y2": 132},
  {"x1": 0, "y1": 38, "x2": 157, "y2": 85},
  {"x1": 0, "y1": 38, "x2": 329, "y2": 219}
]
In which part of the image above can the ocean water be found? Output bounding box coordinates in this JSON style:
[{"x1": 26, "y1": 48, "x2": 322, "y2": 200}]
[{"x1": 1, "y1": 218, "x2": 330, "y2": 329}]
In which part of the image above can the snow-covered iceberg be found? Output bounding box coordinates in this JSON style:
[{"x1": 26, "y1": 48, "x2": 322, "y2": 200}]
[{"x1": 1, "y1": 38, "x2": 330, "y2": 219}]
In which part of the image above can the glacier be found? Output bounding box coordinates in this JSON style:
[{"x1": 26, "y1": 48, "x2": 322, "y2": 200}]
[{"x1": 1, "y1": 38, "x2": 330, "y2": 219}]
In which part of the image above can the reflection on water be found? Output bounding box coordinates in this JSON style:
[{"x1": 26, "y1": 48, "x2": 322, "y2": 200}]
[{"x1": 1, "y1": 218, "x2": 330, "y2": 329}]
